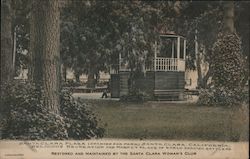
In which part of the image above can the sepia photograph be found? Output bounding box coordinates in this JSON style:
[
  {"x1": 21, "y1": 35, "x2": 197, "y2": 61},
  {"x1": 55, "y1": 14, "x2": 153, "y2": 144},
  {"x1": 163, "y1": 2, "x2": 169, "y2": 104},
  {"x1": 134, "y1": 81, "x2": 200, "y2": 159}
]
[{"x1": 0, "y1": 0, "x2": 249, "y2": 158}]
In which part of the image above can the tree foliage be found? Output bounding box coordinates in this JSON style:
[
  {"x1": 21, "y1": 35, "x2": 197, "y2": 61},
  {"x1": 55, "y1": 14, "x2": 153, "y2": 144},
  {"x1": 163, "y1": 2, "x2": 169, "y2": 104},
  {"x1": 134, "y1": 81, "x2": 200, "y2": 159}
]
[
  {"x1": 181, "y1": 1, "x2": 249, "y2": 89},
  {"x1": 60, "y1": 1, "x2": 184, "y2": 88}
]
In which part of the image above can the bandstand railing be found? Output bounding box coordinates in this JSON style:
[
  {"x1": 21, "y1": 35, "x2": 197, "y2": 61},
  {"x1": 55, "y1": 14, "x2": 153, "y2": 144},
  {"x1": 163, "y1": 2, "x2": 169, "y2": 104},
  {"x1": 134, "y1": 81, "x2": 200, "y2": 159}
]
[{"x1": 119, "y1": 57, "x2": 185, "y2": 72}]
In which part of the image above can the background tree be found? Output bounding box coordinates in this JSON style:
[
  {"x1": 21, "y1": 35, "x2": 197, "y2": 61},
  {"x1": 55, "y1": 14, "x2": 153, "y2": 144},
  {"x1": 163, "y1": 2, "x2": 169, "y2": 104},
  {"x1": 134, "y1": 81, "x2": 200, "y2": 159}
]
[
  {"x1": 178, "y1": 1, "x2": 223, "y2": 88},
  {"x1": 60, "y1": 12, "x2": 78, "y2": 83},
  {"x1": 197, "y1": 1, "x2": 248, "y2": 106},
  {"x1": 61, "y1": 1, "x2": 117, "y2": 88},
  {"x1": 12, "y1": 0, "x2": 31, "y2": 77},
  {"x1": 179, "y1": 1, "x2": 249, "y2": 89}
]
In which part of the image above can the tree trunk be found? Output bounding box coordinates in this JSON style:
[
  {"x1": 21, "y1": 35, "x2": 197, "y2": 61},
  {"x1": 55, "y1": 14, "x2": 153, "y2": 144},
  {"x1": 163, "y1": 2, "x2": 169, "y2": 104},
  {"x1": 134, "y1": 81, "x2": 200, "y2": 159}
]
[
  {"x1": 223, "y1": 1, "x2": 235, "y2": 33},
  {"x1": 12, "y1": 26, "x2": 17, "y2": 71},
  {"x1": 75, "y1": 72, "x2": 80, "y2": 83},
  {"x1": 95, "y1": 72, "x2": 100, "y2": 86},
  {"x1": 1, "y1": 0, "x2": 14, "y2": 96},
  {"x1": 61, "y1": 64, "x2": 67, "y2": 83},
  {"x1": 201, "y1": 67, "x2": 212, "y2": 88},
  {"x1": 87, "y1": 68, "x2": 96, "y2": 88},
  {"x1": 196, "y1": 55, "x2": 203, "y2": 89},
  {"x1": 31, "y1": 0, "x2": 61, "y2": 113},
  {"x1": 195, "y1": 29, "x2": 203, "y2": 89}
]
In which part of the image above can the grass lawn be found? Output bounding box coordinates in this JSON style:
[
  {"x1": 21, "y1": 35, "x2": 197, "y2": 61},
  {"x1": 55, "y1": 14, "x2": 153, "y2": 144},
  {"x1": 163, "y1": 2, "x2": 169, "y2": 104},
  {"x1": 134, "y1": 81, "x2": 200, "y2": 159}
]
[{"x1": 84, "y1": 99, "x2": 248, "y2": 141}]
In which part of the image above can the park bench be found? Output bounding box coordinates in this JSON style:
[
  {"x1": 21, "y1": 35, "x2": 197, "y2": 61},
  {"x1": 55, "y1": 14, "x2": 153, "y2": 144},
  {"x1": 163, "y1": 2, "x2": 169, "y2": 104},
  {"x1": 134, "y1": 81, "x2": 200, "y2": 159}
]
[
  {"x1": 183, "y1": 89, "x2": 199, "y2": 100},
  {"x1": 64, "y1": 86, "x2": 107, "y2": 93},
  {"x1": 154, "y1": 89, "x2": 183, "y2": 101}
]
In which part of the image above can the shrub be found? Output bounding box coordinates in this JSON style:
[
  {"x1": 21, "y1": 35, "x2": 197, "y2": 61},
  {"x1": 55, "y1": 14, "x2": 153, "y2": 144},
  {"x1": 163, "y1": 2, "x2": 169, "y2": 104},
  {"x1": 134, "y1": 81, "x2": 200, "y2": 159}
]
[
  {"x1": 197, "y1": 88, "x2": 246, "y2": 106},
  {"x1": 60, "y1": 89, "x2": 105, "y2": 139},
  {"x1": 0, "y1": 82, "x2": 104, "y2": 140},
  {"x1": 211, "y1": 33, "x2": 246, "y2": 89},
  {"x1": 202, "y1": 32, "x2": 248, "y2": 106},
  {"x1": 1, "y1": 82, "x2": 68, "y2": 140}
]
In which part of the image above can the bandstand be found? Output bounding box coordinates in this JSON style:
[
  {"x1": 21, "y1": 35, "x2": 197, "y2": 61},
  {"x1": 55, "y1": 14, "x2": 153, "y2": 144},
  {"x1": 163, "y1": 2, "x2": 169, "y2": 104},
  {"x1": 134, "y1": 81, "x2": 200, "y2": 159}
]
[{"x1": 110, "y1": 33, "x2": 186, "y2": 100}]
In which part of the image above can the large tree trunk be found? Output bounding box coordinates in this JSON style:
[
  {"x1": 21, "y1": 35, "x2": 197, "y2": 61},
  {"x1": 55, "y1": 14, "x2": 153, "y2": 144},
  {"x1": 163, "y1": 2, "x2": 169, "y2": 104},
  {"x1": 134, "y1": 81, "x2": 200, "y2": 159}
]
[
  {"x1": 30, "y1": 0, "x2": 61, "y2": 113},
  {"x1": 0, "y1": 0, "x2": 14, "y2": 139},
  {"x1": 12, "y1": 26, "x2": 17, "y2": 71},
  {"x1": 28, "y1": 12, "x2": 35, "y2": 80},
  {"x1": 1, "y1": 0, "x2": 14, "y2": 95},
  {"x1": 223, "y1": 1, "x2": 235, "y2": 33}
]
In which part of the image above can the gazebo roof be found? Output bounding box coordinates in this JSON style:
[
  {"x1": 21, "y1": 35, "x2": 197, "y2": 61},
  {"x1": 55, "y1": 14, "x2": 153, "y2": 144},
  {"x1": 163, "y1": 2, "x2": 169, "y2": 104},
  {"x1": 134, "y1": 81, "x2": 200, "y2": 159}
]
[
  {"x1": 159, "y1": 33, "x2": 185, "y2": 39},
  {"x1": 156, "y1": 30, "x2": 185, "y2": 38}
]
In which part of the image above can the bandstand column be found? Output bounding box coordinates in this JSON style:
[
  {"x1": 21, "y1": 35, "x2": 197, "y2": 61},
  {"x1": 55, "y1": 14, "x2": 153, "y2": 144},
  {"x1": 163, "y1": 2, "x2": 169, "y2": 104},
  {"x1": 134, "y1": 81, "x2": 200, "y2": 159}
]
[
  {"x1": 184, "y1": 39, "x2": 186, "y2": 60},
  {"x1": 177, "y1": 37, "x2": 180, "y2": 59},
  {"x1": 154, "y1": 41, "x2": 157, "y2": 71}
]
